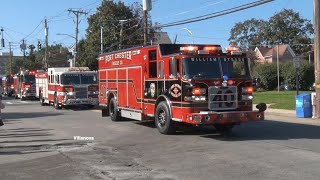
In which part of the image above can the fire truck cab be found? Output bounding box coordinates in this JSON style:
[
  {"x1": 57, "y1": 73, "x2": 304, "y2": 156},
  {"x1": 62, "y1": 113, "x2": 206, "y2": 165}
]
[
  {"x1": 35, "y1": 67, "x2": 99, "y2": 109},
  {"x1": 14, "y1": 70, "x2": 36, "y2": 100},
  {"x1": 98, "y1": 44, "x2": 266, "y2": 134},
  {"x1": 1, "y1": 75, "x2": 15, "y2": 97}
]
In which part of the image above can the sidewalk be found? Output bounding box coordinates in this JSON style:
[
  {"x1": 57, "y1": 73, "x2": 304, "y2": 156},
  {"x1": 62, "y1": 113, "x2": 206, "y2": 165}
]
[{"x1": 254, "y1": 105, "x2": 320, "y2": 126}]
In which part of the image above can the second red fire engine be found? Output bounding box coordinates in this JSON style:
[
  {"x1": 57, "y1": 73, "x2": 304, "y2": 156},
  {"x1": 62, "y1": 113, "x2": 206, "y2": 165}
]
[{"x1": 35, "y1": 67, "x2": 99, "y2": 109}]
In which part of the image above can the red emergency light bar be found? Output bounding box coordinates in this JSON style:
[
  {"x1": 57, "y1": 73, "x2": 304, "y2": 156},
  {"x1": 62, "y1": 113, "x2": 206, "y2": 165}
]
[
  {"x1": 180, "y1": 46, "x2": 199, "y2": 52},
  {"x1": 29, "y1": 71, "x2": 36, "y2": 75},
  {"x1": 226, "y1": 46, "x2": 243, "y2": 55}
]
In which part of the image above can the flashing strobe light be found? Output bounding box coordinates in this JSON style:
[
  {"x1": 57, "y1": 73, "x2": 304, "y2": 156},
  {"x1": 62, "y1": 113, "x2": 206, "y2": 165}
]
[
  {"x1": 203, "y1": 46, "x2": 222, "y2": 52},
  {"x1": 242, "y1": 86, "x2": 254, "y2": 94},
  {"x1": 226, "y1": 46, "x2": 243, "y2": 55},
  {"x1": 246, "y1": 87, "x2": 254, "y2": 94},
  {"x1": 29, "y1": 71, "x2": 36, "y2": 75},
  {"x1": 192, "y1": 87, "x2": 206, "y2": 95},
  {"x1": 226, "y1": 46, "x2": 239, "y2": 52},
  {"x1": 180, "y1": 46, "x2": 198, "y2": 52}
]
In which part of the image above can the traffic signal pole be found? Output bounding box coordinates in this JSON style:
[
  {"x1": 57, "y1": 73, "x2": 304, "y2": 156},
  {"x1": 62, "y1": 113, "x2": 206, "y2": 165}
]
[{"x1": 314, "y1": 0, "x2": 320, "y2": 118}]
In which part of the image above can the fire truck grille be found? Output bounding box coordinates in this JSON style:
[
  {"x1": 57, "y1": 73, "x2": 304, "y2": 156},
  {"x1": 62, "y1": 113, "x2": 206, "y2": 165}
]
[
  {"x1": 31, "y1": 84, "x2": 36, "y2": 93},
  {"x1": 74, "y1": 87, "x2": 87, "y2": 99},
  {"x1": 208, "y1": 86, "x2": 238, "y2": 111}
]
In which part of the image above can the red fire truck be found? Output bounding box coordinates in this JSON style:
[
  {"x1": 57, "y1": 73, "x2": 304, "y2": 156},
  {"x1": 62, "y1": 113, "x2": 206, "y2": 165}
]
[
  {"x1": 13, "y1": 70, "x2": 36, "y2": 100},
  {"x1": 98, "y1": 44, "x2": 267, "y2": 134},
  {"x1": 35, "y1": 67, "x2": 99, "y2": 109},
  {"x1": 1, "y1": 75, "x2": 15, "y2": 97}
]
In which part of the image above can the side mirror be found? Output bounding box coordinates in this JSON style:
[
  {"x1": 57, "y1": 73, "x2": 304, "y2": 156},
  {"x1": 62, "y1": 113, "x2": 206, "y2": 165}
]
[{"x1": 170, "y1": 57, "x2": 177, "y2": 78}]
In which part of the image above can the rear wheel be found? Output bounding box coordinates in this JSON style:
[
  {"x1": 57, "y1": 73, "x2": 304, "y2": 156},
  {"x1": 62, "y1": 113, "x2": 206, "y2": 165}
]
[
  {"x1": 54, "y1": 94, "x2": 62, "y2": 109},
  {"x1": 109, "y1": 98, "x2": 120, "y2": 121},
  {"x1": 21, "y1": 96, "x2": 26, "y2": 101},
  {"x1": 155, "y1": 102, "x2": 175, "y2": 134}
]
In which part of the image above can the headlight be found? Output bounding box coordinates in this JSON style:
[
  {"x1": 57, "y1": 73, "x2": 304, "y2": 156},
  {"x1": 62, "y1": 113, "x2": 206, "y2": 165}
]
[
  {"x1": 89, "y1": 91, "x2": 99, "y2": 95},
  {"x1": 67, "y1": 92, "x2": 75, "y2": 96},
  {"x1": 242, "y1": 95, "x2": 253, "y2": 100}
]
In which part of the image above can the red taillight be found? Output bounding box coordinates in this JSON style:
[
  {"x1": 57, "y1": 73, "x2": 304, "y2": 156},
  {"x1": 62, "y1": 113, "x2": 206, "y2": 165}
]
[
  {"x1": 246, "y1": 87, "x2": 253, "y2": 94},
  {"x1": 25, "y1": 84, "x2": 31, "y2": 88},
  {"x1": 10, "y1": 84, "x2": 14, "y2": 89}
]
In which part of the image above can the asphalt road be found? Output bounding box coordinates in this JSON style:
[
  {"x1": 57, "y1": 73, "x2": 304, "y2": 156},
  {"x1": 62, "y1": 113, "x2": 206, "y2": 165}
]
[{"x1": 1, "y1": 96, "x2": 320, "y2": 180}]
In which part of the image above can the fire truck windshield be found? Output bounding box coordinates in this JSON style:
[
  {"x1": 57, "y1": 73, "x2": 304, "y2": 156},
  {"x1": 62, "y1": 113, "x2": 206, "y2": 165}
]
[
  {"x1": 6, "y1": 76, "x2": 13, "y2": 83},
  {"x1": 182, "y1": 57, "x2": 221, "y2": 79},
  {"x1": 221, "y1": 58, "x2": 250, "y2": 78},
  {"x1": 24, "y1": 75, "x2": 35, "y2": 83},
  {"x1": 182, "y1": 57, "x2": 251, "y2": 79},
  {"x1": 61, "y1": 74, "x2": 97, "y2": 85}
]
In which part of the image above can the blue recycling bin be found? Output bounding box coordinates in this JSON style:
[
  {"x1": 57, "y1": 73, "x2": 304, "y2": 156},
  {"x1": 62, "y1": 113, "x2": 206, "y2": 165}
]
[{"x1": 295, "y1": 94, "x2": 312, "y2": 118}]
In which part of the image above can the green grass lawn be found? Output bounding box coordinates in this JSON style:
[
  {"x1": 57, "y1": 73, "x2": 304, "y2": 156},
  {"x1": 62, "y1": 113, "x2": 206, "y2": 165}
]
[{"x1": 253, "y1": 91, "x2": 312, "y2": 110}]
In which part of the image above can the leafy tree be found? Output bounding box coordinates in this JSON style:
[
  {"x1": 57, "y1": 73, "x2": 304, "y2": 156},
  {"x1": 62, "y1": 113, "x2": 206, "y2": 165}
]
[
  {"x1": 265, "y1": 9, "x2": 313, "y2": 54},
  {"x1": 229, "y1": 9, "x2": 313, "y2": 54},
  {"x1": 229, "y1": 18, "x2": 266, "y2": 50},
  {"x1": 35, "y1": 44, "x2": 70, "y2": 68}
]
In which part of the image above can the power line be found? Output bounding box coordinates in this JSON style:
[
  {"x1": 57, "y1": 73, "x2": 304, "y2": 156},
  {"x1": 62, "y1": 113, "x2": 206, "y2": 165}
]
[
  {"x1": 23, "y1": 19, "x2": 44, "y2": 40},
  {"x1": 157, "y1": 0, "x2": 275, "y2": 28}
]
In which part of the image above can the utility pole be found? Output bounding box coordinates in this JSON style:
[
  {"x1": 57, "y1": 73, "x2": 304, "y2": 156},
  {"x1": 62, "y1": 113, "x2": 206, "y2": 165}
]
[
  {"x1": 142, "y1": 0, "x2": 152, "y2": 45},
  {"x1": 314, "y1": 0, "x2": 320, "y2": 118},
  {"x1": 100, "y1": 26, "x2": 103, "y2": 54},
  {"x1": 9, "y1": 42, "x2": 12, "y2": 74},
  {"x1": 143, "y1": 10, "x2": 148, "y2": 46},
  {"x1": 119, "y1": 20, "x2": 124, "y2": 49},
  {"x1": 68, "y1": 9, "x2": 87, "y2": 67},
  {"x1": 44, "y1": 18, "x2": 49, "y2": 69},
  {"x1": 22, "y1": 39, "x2": 26, "y2": 61},
  {"x1": 277, "y1": 44, "x2": 280, "y2": 92}
]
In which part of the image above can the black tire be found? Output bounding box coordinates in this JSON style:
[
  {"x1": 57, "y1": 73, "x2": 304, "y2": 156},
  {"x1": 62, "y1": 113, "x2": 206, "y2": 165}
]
[
  {"x1": 39, "y1": 93, "x2": 45, "y2": 106},
  {"x1": 21, "y1": 96, "x2": 26, "y2": 101},
  {"x1": 109, "y1": 98, "x2": 120, "y2": 121},
  {"x1": 155, "y1": 102, "x2": 175, "y2": 134},
  {"x1": 54, "y1": 94, "x2": 62, "y2": 109},
  {"x1": 15, "y1": 94, "x2": 19, "y2": 99}
]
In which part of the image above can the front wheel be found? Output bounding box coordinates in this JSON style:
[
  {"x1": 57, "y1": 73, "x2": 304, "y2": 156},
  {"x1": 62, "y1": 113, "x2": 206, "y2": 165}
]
[
  {"x1": 54, "y1": 94, "x2": 62, "y2": 109},
  {"x1": 39, "y1": 93, "x2": 45, "y2": 106},
  {"x1": 109, "y1": 98, "x2": 120, "y2": 121},
  {"x1": 155, "y1": 102, "x2": 175, "y2": 134}
]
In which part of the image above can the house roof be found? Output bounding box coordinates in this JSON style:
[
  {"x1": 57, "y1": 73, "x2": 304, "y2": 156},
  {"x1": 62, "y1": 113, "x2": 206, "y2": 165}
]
[
  {"x1": 256, "y1": 47, "x2": 273, "y2": 57},
  {"x1": 255, "y1": 44, "x2": 295, "y2": 59}
]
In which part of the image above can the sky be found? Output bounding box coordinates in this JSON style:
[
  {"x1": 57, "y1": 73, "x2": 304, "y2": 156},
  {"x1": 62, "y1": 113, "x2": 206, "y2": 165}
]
[{"x1": 0, "y1": 0, "x2": 314, "y2": 56}]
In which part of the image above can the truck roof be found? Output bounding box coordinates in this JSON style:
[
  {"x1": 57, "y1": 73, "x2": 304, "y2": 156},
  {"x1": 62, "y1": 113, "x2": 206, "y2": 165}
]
[{"x1": 99, "y1": 44, "x2": 222, "y2": 57}]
